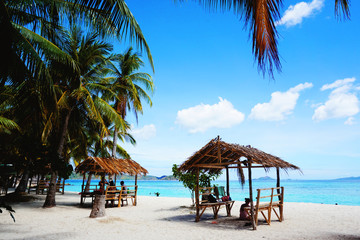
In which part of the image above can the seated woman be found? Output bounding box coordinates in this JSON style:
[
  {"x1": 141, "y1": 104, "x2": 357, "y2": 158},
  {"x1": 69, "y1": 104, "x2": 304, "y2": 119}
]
[
  {"x1": 98, "y1": 179, "x2": 108, "y2": 195},
  {"x1": 239, "y1": 198, "x2": 251, "y2": 220},
  {"x1": 120, "y1": 181, "x2": 127, "y2": 193}
]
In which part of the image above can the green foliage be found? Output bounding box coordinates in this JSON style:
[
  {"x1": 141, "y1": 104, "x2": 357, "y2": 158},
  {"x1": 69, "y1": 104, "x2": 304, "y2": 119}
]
[{"x1": 172, "y1": 164, "x2": 221, "y2": 204}]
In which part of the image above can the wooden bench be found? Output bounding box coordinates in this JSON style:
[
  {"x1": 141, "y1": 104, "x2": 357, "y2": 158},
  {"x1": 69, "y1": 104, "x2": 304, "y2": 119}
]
[
  {"x1": 244, "y1": 187, "x2": 284, "y2": 226},
  {"x1": 119, "y1": 185, "x2": 138, "y2": 207},
  {"x1": 36, "y1": 179, "x2": 65, "y2": 194},
  {"x1": 105, "y1": 185, "x2": 122, "y2": 207},
  {"x1": 80, "y1": 184, "x2": 100, "y2": 205},
  {"x1": 196, "y1": 187, "x2": 235, "y2": 221}
]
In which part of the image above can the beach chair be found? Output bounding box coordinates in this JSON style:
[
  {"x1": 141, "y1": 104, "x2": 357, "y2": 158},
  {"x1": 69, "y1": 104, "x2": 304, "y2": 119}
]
[
  {"x1": 196, "y1": 187, "x2": 235, "y2": 221},
  {"x1": 244, "y1": 187, "x2": 284, "y2": 226},
  {"x1": 214, "y1": 186, "x2": 226, "y2": 200},
  {"x1": 105, "y1": 185, "x2": 121, "y2": 207},
  {"x1": 119, "y1": 185, "x2": 138, "y2": 207}
]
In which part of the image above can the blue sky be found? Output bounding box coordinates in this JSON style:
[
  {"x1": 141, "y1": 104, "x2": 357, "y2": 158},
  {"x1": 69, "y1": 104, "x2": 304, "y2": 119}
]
[{"x1": 113, "y1": 0, "x2": 360, "y2": 180}]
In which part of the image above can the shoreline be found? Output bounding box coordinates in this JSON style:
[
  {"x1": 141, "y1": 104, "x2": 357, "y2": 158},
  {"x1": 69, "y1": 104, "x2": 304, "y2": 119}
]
[{"x1": 1, "y1": 192, "x2": 360, "y2": 239}]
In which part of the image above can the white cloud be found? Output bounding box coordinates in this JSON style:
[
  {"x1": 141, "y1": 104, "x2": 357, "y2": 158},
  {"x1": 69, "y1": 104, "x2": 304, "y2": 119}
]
[
  {"x1": 176, "y1": 97, "x2": 245, "y2": 133},
  {"x1": 344, "y1": 117, "x2": 356, "y2": 125},
  {"x1": 130, "y1": 124, "x2": 156, "y2": 140},
  {"x1": 313, "y1": 78, "x2": 359, "y2": 122},
  {"x1": 276, "y1": 0, "x2": 324, "y2": 27},
  {"x1": 249, "y1": 82, "x2": 313, "y2": 121}
]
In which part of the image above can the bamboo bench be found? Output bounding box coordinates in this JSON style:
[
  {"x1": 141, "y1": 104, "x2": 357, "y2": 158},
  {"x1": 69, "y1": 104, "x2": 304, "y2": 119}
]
[
  {"x1": 105, "y1": 185, "x2": 122, "y2": 207},
  {"x1": 196, "y1": 187, "x2": 235, "y2": 221},
  {"x1": 102, "y1": 185, "x2": 138, "y2": 207},
  {"x1": 36, "y1": 179, "x2": 65, "y2": 194},
  {"x1": 80, "y1": 184, "x2": 100, "y2": 205},
  {"x1": 119, "y1": 185, "x2": 138, "y2": 207},
  {"x1": 244, "y1": 187, "x2": 284, "y2": 226}
]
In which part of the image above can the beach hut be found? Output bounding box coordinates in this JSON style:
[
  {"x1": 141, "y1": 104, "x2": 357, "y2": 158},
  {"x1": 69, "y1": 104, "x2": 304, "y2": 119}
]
[
  {"x1": 75, "y1": 157, "x2": 148, "y2": 205},
  {"x1": 178, "y1": 136, "x2": 300, "y2": 230}
]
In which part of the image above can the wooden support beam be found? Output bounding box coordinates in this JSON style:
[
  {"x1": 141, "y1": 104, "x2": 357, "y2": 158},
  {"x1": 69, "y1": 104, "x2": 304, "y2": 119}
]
[
  {"x1": 248, "y1": 159, "x2": 256, "y2": 230},
  {"x1": 217, "y1": 141, "x2": 222, "y2": 163},
  {"x1": 226, "y1": 166, "x2": 230, "y2": 196},
  {"x1": 195, "y1": 168, "x2": 200, "y2": 222},
  {"x1": 203, "y1": 154, "x2": 234, "y2": 161},
  {"x1": 193, "y1": 164, "x2": 224, "y2": 169},
  {"x1": 276, "y1": 167, "x2": 281, "y2": 201},
  {"x1": 188, "y1": 144, "x2": 218, "y2": 168}
]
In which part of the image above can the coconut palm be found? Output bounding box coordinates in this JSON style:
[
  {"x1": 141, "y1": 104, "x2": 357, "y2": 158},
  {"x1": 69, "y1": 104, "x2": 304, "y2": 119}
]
[
  {"x1": 42, "y1": 27, "x2": 126, "y2": 207},
  {"x1": 0, "y1": 0, "x2": 153, "y2": 86},
  {"x1": 104, "y1": 48, "x2": 154, "y2": 158},
  {"x1": 176, "y1": 0, "x2": 350, "y2": 77}
]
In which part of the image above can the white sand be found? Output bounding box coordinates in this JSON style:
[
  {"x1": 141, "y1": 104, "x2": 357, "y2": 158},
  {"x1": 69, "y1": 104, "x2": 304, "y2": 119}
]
[{"x1": 1, "y1": 192, "x2": 360, "y2": 240}]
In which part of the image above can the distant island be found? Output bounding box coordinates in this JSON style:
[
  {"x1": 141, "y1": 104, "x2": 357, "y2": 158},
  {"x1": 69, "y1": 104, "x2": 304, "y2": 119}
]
[
  {"x1": 68, "y1": 172, "x2": 177, "y2": 181},
  {"x1": 255, "y1": 176, "x2": 275, "y2": 181},
  {"x1": 334, "y1": 176, "x2": 360, "y2": 181}
]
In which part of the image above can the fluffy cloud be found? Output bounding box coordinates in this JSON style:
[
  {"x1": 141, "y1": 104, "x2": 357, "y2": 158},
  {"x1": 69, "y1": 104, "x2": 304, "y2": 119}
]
[
  {"x1": 176, "y1": 97, "x2": 245, "y2": 133},
  {"x1": 344, "y1": 117, "x2": 355, "y2": 126},
  {"x1": 249, "y1": 82, "x2": 313, "y2": 121},
  {"x1": 313, "y1": 78, "x2": 359, "y2": 122},
  {"x1": 130, "y1": 124, "x2": 156, "y2": 140},
  {"x1": 276, "y1": 0, "x2": 324, "y2": 27}
]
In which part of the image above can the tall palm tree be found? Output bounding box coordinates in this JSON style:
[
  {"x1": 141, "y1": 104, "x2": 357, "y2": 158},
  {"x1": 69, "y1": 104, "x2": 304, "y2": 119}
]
[
  {"x1": 42, "y1": 27, "x2": 126, "y2": 207},
  {"x1": 0, "y1": 0, "x2": 153, "y2": 86},
  {"x1": 105, "y1": 48, "x2": 154, "y2": 158}
]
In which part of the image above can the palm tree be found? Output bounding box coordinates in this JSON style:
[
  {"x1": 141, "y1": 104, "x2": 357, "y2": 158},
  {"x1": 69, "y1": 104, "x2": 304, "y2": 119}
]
[
  {"x1": 0, "y1": 0, "x2": 153, "y2": 86},
  {"x1": 176, "y1": 0, "x2": 350, "y2": 77},
  {"x1": 105, "y1": 48, "x2": 154, "y2": 158},
  {"x1": 42, "y1": 27, "x2": 126, "y2": 207}
]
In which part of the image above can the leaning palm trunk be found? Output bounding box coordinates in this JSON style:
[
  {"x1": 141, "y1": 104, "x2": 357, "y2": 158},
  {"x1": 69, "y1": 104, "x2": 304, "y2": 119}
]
[
  {"x1": 85, "y1": 173, "x2": 92, "y2": 192},
  {"x1": 43, "y1": 109, "x2": 72, "y2": 208},
  {"x1": 43, "y1": 170, "x2": 58, "y2": 207},
  {"x1": 111, "y1": 126, "x2": 118, "y2": 158},
  {"x1": 15, "y1": 169, "x2": 29, "y2": 194}
]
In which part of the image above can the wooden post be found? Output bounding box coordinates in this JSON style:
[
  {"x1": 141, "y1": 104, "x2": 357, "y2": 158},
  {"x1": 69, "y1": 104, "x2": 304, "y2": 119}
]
[
  {"x1": 62, "y1": 178, "x2": 65, "y2": 194},
  {"x1": 135, "y1": 175, "x2": 138, "y2": 186},
  {"x1": 226, "y1": 166, "x2": 230, "y2": 196},
  {"x1": 28, "y1": 176, "x2": 32, "y2": 193},
  {"x1": 276, "y1": 167, "x2": 281, "y2": 201},
  {"x1": 195, "y1": 168, "x2": 200, "y2": 222},
  {"x1": 247, "y1": 159, "x2": 256, "y2": 230}
]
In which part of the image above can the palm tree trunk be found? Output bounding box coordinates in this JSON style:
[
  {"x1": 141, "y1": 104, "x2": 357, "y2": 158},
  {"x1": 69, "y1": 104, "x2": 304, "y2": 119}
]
[
  {"x1": 111, "y1": 126, "x2": 118, "y2": 158},
  {"x1": 43, "y1": 108, "x2": 72, "y2": 208},
  {"x1": 15, "y1": 169, "x2": 29, "y2": 194},
  {"x1": 85, "y1": 173, "x2": 92, "y2": 192}
]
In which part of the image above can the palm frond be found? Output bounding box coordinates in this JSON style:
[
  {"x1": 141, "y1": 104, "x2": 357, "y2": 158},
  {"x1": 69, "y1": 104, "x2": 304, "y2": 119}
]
[{"x1": 335, "y1": 0, "x2": 350, "y2": 20}]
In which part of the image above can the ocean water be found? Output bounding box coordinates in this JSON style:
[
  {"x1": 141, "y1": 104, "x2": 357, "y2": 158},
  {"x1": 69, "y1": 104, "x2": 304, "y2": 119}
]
[{"x1": 64, "y1": 179, "x2": 360, "y2": 206}]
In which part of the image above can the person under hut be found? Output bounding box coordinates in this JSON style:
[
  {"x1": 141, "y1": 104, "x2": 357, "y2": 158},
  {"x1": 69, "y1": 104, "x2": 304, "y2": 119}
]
[
  {"x1": 239, "y1": 198, "x2": 251, "y2": 220},
  {"x1": 98, "y1": 178, "x2": 108, "y2": 194}
]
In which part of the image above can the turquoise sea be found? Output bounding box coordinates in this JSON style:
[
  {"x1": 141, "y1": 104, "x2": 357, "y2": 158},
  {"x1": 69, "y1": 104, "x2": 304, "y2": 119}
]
[{"x1": 64, "y1": 179, "x2": 360, "y2": 206}]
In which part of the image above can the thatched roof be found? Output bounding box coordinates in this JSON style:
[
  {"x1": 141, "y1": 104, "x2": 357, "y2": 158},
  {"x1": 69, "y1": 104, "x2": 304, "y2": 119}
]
[
  {"x1": 179, "y1": 137, "x2": 300, "y2": 173},
  {"x1": 75, "y1": 157, "x2": 148, "y2": 176}
]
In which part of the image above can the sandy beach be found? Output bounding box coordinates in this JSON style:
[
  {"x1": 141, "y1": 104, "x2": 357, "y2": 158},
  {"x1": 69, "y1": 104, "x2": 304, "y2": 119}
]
[{"x1": 1, "y1": 192, "x2": 360, "y2": 240}]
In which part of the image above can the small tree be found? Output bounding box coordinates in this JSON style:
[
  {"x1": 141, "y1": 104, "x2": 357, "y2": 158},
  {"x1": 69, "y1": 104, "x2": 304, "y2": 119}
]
[{"x1": 172, "y1": 164, "x2": 221, "y2": 206}]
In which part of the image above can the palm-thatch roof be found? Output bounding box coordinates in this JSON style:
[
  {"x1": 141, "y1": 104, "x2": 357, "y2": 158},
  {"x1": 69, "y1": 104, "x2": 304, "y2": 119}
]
[
  {"x1": 75, "y1": 157, "x2": 148, "y2": 176},
  {"x1": 179, "y1": 136, "x2": 300, "y2": 173}
]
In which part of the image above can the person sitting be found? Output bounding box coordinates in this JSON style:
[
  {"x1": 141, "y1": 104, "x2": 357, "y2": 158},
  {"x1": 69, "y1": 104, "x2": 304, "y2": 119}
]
[
  {"x1": 120, "y1": 181, "x2": 128, "y2": 206},
  {"x1": 120, "y1": 181, "x2": 127, "y2": 193},
  {"x1": 239, "y1": 198, "x2": 251, "y2": 220},
  {"x1": 98, "y1": 179, "x2": 108, "y2": 194},
  {"x1": 108, "y1": 178, "x2": 116, "y2": 190}
]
